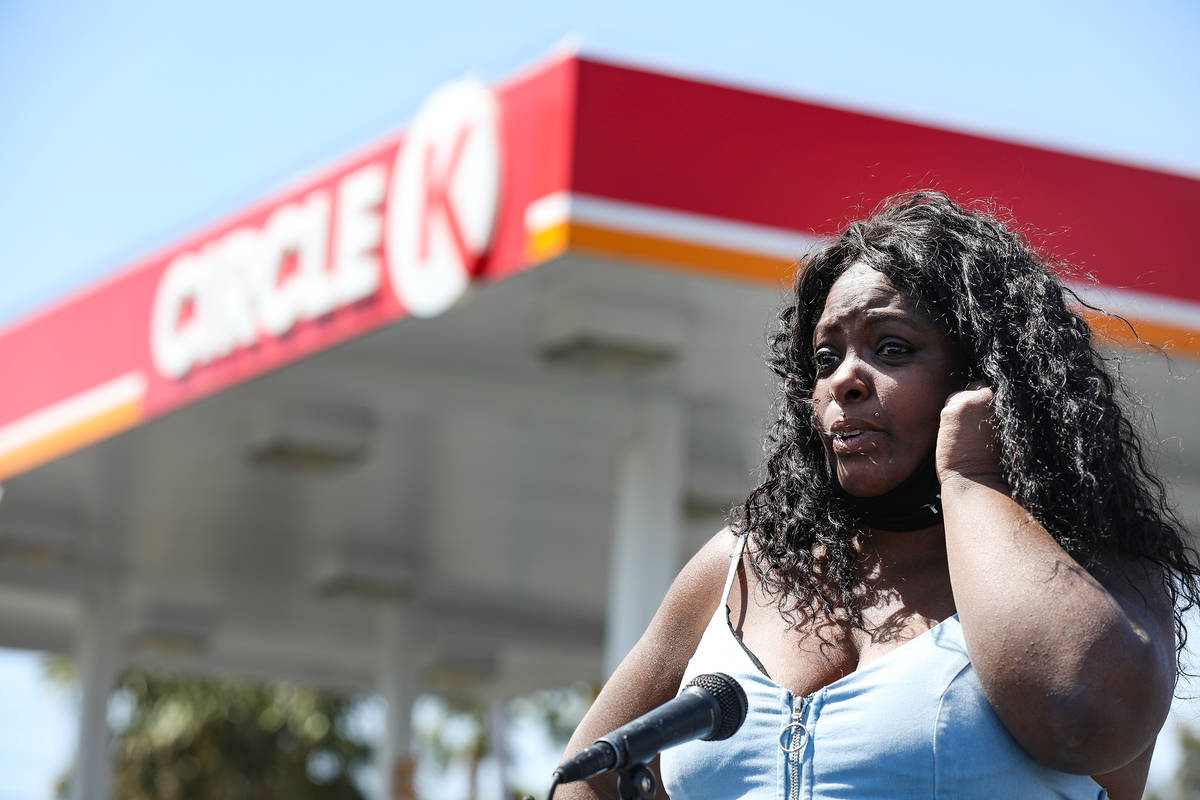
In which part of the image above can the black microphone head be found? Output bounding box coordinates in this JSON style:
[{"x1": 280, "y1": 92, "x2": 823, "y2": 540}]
[{"x1": 687, "y1": 672, "x2": 747, "y2": 741}]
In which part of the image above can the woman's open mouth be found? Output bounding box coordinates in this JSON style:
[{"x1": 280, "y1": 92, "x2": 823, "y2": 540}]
[{"x1": 831, "y1": 429, "x2": 884, "y2": 455}]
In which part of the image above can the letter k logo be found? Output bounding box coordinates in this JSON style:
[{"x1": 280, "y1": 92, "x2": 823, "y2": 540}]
[
  {"x1": 418, "y1": 126, "x2": 478, "y2": 273},
  {"x1": 387, "y1": 79, "x2": 501, "y2": 319}
]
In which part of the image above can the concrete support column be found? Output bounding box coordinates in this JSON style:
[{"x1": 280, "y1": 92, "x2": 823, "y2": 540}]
[
  {"x1": 604, "y1": 393, "x2": 685, "y2": 677},
  {"x1": 488, "y1": 698, "x2": 510, "y2": 800},
  {"x1": 71, "y1": 582, "x2": 121, "y2": 800},
  {"x1": 376, "y1": 605, "x2": 418, "y2": 800}
]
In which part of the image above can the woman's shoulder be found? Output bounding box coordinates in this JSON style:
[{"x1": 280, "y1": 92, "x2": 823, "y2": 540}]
[
  {"x1": 687, "y1": 527, "x2": 743, "y2": 582},
  {"x1": 596, "y1": 529, "x2": 743, "y2": 714},
  {"x1": 660, "y1": 528, "x2": 742, "y2": 625}
]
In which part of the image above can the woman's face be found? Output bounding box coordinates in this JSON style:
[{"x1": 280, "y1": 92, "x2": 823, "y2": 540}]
[{"x1": 812, "y1": 262, "x2": 962, "y2": 497}]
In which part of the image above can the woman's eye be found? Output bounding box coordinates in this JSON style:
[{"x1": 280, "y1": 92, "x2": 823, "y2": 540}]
[
  {"x1": 878, "y1": 340, "x2": 912, "y2": 358},
  {"x1": 813, "y1": 350, "x2": 839, "y2": 372}
]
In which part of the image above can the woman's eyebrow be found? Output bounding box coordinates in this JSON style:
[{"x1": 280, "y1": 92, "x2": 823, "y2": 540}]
[
  {"x1": 814, "y1": 308, "x2": 923, "y2": 341},
  {"x1": 861, "y1": 309, "x2": 923, "y2": 328}
]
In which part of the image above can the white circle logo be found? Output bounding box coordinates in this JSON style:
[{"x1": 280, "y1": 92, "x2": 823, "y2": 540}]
[{"x1": 386, "y1": 79, "x2": 502, "y2": 318}]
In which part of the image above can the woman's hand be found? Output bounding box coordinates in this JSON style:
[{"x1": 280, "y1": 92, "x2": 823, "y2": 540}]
[
  {"x1": 936, "y1": 383, "x2": 1175, "y2": 779},
  {"x1": 935, "y1": 382, "x2": 1006, "y2": 491}
]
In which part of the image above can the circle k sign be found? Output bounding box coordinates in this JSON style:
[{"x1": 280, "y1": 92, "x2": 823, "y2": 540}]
[
  {"x1": 148, "y1": 78, "x2": 503, "y2": 381},
  {"x1": 388, "y1": 79, "x2": 502, "y2": 318}
]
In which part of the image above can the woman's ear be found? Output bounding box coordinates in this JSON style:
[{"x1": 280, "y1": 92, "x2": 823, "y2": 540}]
[
  {"x1": 948, "y1": 341, "x2": 976, "y2": 392},
  {"x1": 946, "y1": 364, "x2": 973, "y2": 394}
]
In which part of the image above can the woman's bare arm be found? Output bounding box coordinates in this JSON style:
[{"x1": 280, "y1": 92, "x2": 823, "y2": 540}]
[
  {"x1": 554, "y1": 530, "x2": 736, "y2": 800},
  {"x1": 937, "y1": 386, "x2": 1176, "y2": 778}
]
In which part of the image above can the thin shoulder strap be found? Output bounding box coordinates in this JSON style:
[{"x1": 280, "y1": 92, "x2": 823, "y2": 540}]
[{"x1": 720, "y1": 533, "x2": 749, "y2": 607}]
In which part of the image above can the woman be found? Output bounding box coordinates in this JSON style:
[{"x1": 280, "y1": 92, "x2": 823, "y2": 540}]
[{"x1": 559, "y1": 192, "x2": 1200, "y2": 799}]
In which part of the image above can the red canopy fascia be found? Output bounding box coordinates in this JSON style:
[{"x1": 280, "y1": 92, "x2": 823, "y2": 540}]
[{"x1": 0, "y1": 52, "x2": 1195, "y2": 481}]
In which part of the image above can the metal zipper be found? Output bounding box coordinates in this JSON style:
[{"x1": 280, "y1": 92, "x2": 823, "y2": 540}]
[{"x1": 780, "y1": 695, "x2": 809, "y2": 800}]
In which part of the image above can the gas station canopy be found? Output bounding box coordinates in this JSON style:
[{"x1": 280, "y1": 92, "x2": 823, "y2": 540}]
[{"x1": 1, "y1": 50, "x2": 1198, "y2": 799}]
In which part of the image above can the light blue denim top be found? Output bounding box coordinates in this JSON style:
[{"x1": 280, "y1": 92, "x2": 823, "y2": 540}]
[{"x1": 659, "y1": 535, "x2": 1108, "y2": 800}]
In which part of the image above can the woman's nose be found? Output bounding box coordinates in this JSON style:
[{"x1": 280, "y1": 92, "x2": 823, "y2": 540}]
[{"x1": 828, "y1": 355, "x2": 870, "y2": 405}]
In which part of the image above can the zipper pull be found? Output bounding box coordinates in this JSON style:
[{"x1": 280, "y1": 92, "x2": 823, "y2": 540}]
[{"x1": 779, "y1": 696, "x2": 809, "y2": 753}]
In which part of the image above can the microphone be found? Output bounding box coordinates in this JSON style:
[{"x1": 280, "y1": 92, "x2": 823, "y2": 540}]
[{"x1": 553, "y1": 672, "x2": 748, "y2": 784}]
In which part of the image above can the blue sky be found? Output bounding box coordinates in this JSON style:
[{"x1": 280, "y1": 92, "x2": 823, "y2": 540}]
[
  {"x1": 1, "y1": 1, "x2": 1197, "y2": 328},
  {"x1": 1, "y1": 1, "x2": 1198, "y2": 797},
  {"x1": 0, "y1": 649, "x2": 75, "y2": 800}
]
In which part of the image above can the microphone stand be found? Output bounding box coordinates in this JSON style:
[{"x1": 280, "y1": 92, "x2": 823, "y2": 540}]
[
  {"x1": 616, "y1": 763, "x2": 657, "y2": 800},
  {"x1": 543, "y1": 762, "x2": 657, "y2": 800}
]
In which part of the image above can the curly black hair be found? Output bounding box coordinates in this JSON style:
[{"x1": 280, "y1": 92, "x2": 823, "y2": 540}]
[{"x1": 734, "y1": 191, "x2": 1200, "y2": 653}]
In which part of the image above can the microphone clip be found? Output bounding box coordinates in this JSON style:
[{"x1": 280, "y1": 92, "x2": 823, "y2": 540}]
[
  {"x1": 616, "y1": 762, "x2": 657, "y2": 800},
  {"x1": 547, "y1": 759, "x2": 656, "y2": 800}
]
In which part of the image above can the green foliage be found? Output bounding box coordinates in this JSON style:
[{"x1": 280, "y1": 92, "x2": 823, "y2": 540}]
[
  {"x1": 1148, "y1": 722, "x2": 1200, "y2": 800},
  {"x1": 411, "y1": 683, "x2": 597, "y2": 800},
  {"x1": 509, "y1": 684, "x2": 596, "y2": 745},
  {"x1": 44, "y1": 653, "x2": 599, "y2": 800},
  {"x1": 52, "y1": 663, "x2": 372, "y2": 800},
  {"x1": 413, "y1": 696, "x2": 486, "y2": 773}
]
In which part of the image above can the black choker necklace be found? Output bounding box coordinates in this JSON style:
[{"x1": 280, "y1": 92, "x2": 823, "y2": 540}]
[{"x1": 833, "y1": 453, "x2": 943, "y2": 532}]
